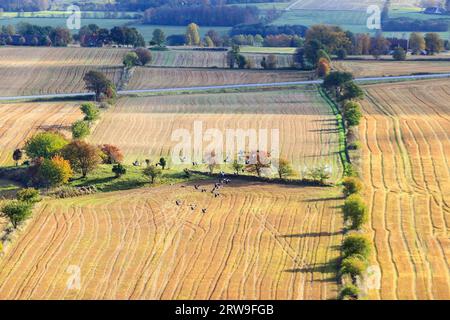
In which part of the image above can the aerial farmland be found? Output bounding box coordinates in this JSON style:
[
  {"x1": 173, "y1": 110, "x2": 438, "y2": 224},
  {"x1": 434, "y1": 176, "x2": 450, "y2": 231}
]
[{"x1": 0, "y1": 0, "x2": 449, "y2": 306}]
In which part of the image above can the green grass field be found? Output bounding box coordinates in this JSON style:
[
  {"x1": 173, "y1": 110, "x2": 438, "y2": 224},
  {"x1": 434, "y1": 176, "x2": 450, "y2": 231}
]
[
  {"x1": 273, "y1": 8, "x2": 450, "y2": 39},
  {"x1": 239, "y1": 46, "x2": 296, "y2": 54}
]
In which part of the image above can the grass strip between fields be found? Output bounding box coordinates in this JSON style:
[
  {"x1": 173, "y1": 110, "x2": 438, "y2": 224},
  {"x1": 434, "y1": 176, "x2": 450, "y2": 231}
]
[{"x1": 318, "y1": 86, "x2": 351, "y2": 178}]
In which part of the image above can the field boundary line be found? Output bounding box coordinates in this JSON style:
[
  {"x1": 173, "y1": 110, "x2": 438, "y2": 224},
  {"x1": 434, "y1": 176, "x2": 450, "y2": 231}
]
[{"x1": 318, "y1": 87, "x2": 351, "y2": 177}]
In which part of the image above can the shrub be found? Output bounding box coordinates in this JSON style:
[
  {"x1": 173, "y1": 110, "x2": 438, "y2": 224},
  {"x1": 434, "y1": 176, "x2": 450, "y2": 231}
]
[
  {"x1": 341, "y1": 82, "x2": 364, "y2": 101},
  {"x1": 112, "y1": 163, "x2": 126, "y2": 178},
  {"x1": 123, "y1": 51, "x2": 140, "y2": 68},
  {"x1": 143, "y1": 165, "x2": 162, "y2": 183},
  {"x1": 12, "y1": 148, "x2": 23, "y2": 166},
  {"x1": 340, "y1": 254, "x2": 368, "y2": 278},
  {"x1": 348, "y1": 141, "x2": 361, "y2": 150},
  {"x1": 339, "y1": 284, "x2": 359, "y2": 300},
  {"x1": 24, "y1": 131, "x2": 68, "y2": 159},
  {"x1": 336, "y1": 48, "x2": 347, "y2": 60},
  {"x1": 277, "y1": 158, "x2": 294, "y2": 179},
  {"x1": 342, "y1": 234, "x2": 371, "y2": 258},
  {"x1": 307, "y1": 165, "x2": 331, "y2": 185},
  {"x1": 343, "y1": 194, "x2": 368, "y2": 229},
  {"x1": 392, "y1": 47, "x2": 406, "y2": 61},
  {"x1": 16, "y1": 188, "x2": 41, "y2": 203},
  {"x1": 158, "y1": 157, "x2": 167, "y2": 170},
  {"x1": 343, "y1": 100, "x2": 362, "y2": 127},
  {"x1": 39, "y1": 156, "x2": 73, "y2": 187},
  {"x1": 317, "y1": 57, "x2": 331, "y2": 77},
  {"x1": 183, "y1": 168, "x2": 192, "y2": 178},
  {"x1": 231, "y1": 159, "x2": 244, "y2": 174},
  {"x1": 80, "y1": 103, "x2": 100, "y2": 122},
  {"x1": 342, "y1": 177, "x2": 363, "y2": 196},
  {"x1": 100, "y1": 144, "x2": 124, "y2": 164},
  {"x1": 134, "y1": 47, "x2": 152, "y2": 65},
  {"x1": 71, "y1": 120, "x2": 90, "y2": 139},
  {"x1": 0, "y1": 200, "x2": 33, "y2": 229}
]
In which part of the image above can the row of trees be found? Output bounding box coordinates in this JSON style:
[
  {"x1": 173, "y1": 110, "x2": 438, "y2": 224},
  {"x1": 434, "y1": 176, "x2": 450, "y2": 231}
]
[
  {"x1": 0, "y1": 0, "x2": 49, "y2": 11},
  {"x1": 0, "y1": 23, "x2": 147, "y2": 48},
  {"x1": 320, "y1": 70, "x2": 373, "y2": 299},
  {"x1": 0, "y1": 23, "x2": 71, "y2": 46},
  {"x1": 77, "y1": 24, "x2": 146, "y2": 47}
]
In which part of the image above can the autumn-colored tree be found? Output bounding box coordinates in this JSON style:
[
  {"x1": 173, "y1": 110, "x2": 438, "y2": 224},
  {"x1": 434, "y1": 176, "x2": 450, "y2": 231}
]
[
  {"x1": 100, "y1": 144, "x2": 124, "y2": 164},
  {"x1": 61, "y1": 141, "x2": 101, "y2": 178},
  {"x1": 134, "y1": 47, "x2": 152, "y2": 65},
  {"x1": 24, "y1": 131, "x2": 68, "y2": 159},
  {"x1": 409, "y1": 32, "x2": 425, "y2": 54},
  {"x1": 185, "y1": 23, "x2": 200, "y2": 46},
  {"x1": 245, "y1": 150, "x2": 271, "y2": 177},
  {"x1": 425, "y1": 32, "x2": 444, "y2": 55},
  {"x1": 317, "y1": 57, "x2": 331, "y2": 77},
  {"x1": 277, "y1": 158, "x2": 294, "y2": 179},
  {"x1": 39, "y1": 156, "x2": 73, "y2": 187}
]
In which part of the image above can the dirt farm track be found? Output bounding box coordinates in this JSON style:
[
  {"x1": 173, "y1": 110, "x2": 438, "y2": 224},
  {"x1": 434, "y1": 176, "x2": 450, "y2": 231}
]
[{"x1": 0, "y1": 182, "x2": 343, "y2": 299}]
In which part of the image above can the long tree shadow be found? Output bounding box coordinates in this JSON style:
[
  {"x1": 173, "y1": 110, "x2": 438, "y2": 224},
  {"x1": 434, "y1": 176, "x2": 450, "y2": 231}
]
[
  {"x1": 284, "y1": 257, "x2": 340, "y2": 277},
  {"x1": 279, "y1": 231, "x2": 344, "y2": 239}
]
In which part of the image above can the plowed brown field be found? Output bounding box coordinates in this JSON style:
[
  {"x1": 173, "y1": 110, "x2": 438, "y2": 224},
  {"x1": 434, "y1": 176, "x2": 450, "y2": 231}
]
[
  {"x1": 0, "y1": 101, "x2": 82, "y2": 165},
  {"x1": 89, "y1": 88, "x2": 343, "y2": 181},
  {"x1": 360, "y1": 79, "x2": 450, "y2": 299},
  {"x1": 0, "y1": 181, "x2": 343, "y2": 299},
  {"x1": 334, "y1": 60, "x2": 450, "y2": 78},
  {"x1": 127, "y1": 67, "x2": 308, "y2": 90},
  {"x1": 0, "y1": 47, "x2": 126, "y2": 96}
]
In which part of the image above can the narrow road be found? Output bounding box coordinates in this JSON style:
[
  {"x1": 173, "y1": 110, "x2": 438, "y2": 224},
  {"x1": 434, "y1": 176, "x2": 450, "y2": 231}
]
[{"x1": 1, "y1": 73, "x2": 449, "y2": 102}]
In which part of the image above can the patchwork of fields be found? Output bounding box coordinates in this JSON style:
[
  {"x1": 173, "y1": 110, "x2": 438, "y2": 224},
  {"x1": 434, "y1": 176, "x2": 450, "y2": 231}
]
[
  {"x1": 0, "y1": 182, "x2": 343, "y2": 299},
  {"x1": 360, "y1": 80, "x2": 450, "y2": 299},
  {"x1": 334, "y1": 60, "x2": 450, "y2": 78},
  {"x1": 89, "y1": 88, "x2": 343, "y2": 181},
  {"x1": 0, "y1": 101, "x2": 82, "y2": 165}
]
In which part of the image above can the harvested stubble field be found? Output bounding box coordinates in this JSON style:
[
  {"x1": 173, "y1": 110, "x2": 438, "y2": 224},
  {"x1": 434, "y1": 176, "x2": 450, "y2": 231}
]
[
  {"x1": 0, "y1": 47, "x2": 126, "y2": 96},
  {"x1": 89, "y1": 88, "x2": 343, "y2": 181},
  {"x1": 0, "y1": 181, "x2": 344, "y2": 299},
  {"x1": 150, "y1": 50, "x2": 293, "y2": 69},
  {"x1": 0, "y1": 101, "x2": 82, "y2": 165},
  {"x1": 360, "y1": 79, "x2": 450, "y2": 299},
  {"x1": 334, "y1": 60, "x2": 450, "y2": 78},
  {"x1": 127, "y1": 67, "x2": 309, "y2": 90}
]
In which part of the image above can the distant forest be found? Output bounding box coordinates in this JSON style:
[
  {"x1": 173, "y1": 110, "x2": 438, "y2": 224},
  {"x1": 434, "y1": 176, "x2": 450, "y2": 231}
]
[
  {"x1": 143, "y1": 5, "x2": 260, "y2": 26},
  {"x1": 0, "y1": 0, "x2": 287, "y2": 12}
]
